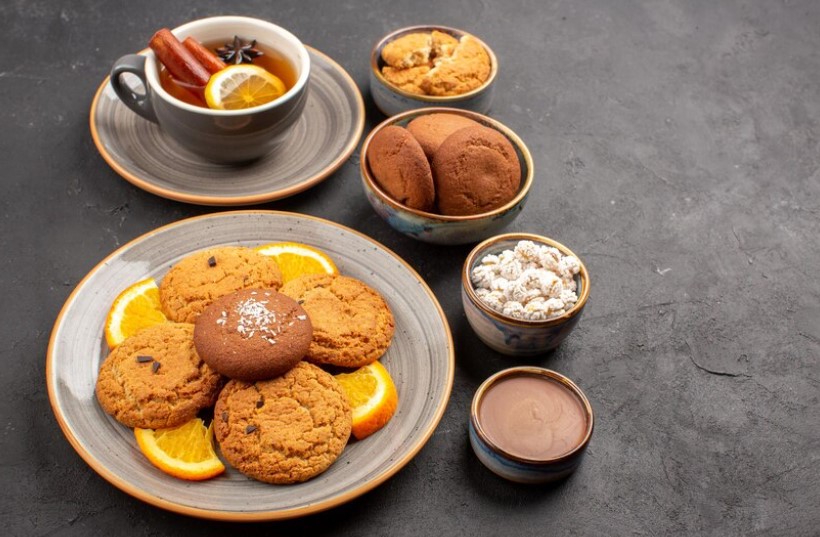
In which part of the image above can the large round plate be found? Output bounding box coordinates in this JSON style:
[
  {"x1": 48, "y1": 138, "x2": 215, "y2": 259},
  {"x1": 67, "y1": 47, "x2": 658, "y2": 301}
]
[
  {"x1": 90, "y1": 47, "x2": 365, "y2": 206},
  {"x1": 47, "y1": 211, "x2": 454, "y2": 520}
]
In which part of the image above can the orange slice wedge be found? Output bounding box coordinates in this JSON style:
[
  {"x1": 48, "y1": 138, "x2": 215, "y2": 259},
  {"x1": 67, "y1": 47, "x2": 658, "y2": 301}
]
[
  {"x1": 204, "y1": 64, "x2": 286, "y2": 110},
  {"x1": 255, "y1": 242, "x2": 339, "y2": 283},
  {"x1": 134, "y1": 418, "x2": 225, "y2": 481},
  {"x1": 104, "y1": 278, "x2": 167, "y2": 348},
  {"x1": 335, "y1": 360, "x2": 399, "y2": 440}
]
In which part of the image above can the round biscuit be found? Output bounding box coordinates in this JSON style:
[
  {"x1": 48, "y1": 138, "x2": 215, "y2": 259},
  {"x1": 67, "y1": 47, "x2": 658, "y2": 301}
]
[
  {"x1": 406, "y1": 113, "x2": 482, "y2": 161},
  {"x1": 431, "y1": 125, "x2": 521, "y2": 216},
  {"x1": 280, "y1": 274, "x2": 395, "y2": 368},
  {"x1": 214, "y1": 362, "x2": 352, "y2": 484},
  {"x1": 159, "y1": 246, "x2": 283, "y2": 324},
  {"x1": 366, "y1": 125, "x2": 435, "y2": 212},
  {"x1": 95, "y1": 323, "x2": 223, "y2": 429}
]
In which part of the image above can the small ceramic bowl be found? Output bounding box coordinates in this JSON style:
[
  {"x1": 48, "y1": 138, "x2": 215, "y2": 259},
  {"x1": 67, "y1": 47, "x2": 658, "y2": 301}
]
[
  {"x1": 369, "y1": 25, "x2": 498, "y2": 116},
  {"x1": 469, "y1": 367, "x2": 594, "y2": 484},
  {"x1": 360, "y1": 108, "x2": 532, "y2": 245},
  {"x1": 461, "y1": 233, "x2": 590, "y2": 355}
]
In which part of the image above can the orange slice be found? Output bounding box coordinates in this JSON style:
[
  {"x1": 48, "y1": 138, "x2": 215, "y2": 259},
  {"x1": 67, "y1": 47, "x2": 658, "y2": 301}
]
[
  {"x1": 255, "y1": 242, "x2": 339, "y2": 283},
  {"x1": 104, "y1": 278, "x2": 167, "y2": 348},
  {"x1": 134, "y1": 418, "x2": 225, "y2": 481},
  {"x1": 335, "y1": 360, "x2": 399, "y2": 440},
  {"x1": 204, "y1": 64, "x2": 286, "y2": 110}
]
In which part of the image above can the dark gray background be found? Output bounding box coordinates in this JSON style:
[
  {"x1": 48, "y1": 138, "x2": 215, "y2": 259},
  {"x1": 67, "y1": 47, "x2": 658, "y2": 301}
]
[{"x1": 2, "y1": 0, "x2": 818, "y2": 535}]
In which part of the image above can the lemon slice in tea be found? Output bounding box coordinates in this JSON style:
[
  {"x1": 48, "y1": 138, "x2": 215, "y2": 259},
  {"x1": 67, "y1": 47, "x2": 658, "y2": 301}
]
[{"x1": 204, "y1": 64, "x2": 286, "y2": 110}]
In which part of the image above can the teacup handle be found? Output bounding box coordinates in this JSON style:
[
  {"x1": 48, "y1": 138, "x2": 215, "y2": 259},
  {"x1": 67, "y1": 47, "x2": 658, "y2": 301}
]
[{"x1": 110, "y1": 54, "x2": 158, "y2": 123}]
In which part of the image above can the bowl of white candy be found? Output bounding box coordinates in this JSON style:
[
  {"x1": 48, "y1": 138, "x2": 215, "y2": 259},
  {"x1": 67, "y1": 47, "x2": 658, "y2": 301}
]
[{"x1": 461, "y1": 232, "x2": 590, "y2": 356}]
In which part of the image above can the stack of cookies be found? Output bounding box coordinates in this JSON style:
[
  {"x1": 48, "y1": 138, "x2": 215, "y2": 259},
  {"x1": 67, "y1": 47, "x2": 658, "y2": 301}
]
[
  {"x1": 95, "y1": 245, "x2": 395, "y2": 485},
  {"x1": 366, "y1": 112, "x2": 521, "y2": 215}
]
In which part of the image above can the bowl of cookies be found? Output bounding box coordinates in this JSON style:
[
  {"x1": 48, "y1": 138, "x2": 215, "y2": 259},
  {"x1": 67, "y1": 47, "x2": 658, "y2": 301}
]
[
  {"x1": 360, "y1": 108, "x2": 533, "y2": 245},
  {"x1": 370, "y1": 25, "x2": 498, "y2": 116},
  {"x1": 461, "y1": 233, "x2": 590, "y2": 355}
]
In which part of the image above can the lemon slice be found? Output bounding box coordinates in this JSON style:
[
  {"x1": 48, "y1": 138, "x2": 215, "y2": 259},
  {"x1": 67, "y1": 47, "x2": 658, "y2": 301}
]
[
  {"x1": 255, "y1": 242, "x2": 339, "y2": 283},
  {"x1": 135, "y1": 418, "x2": 225, "y2": 481},
  {"x1": 104, "y1": 278, "x2": 167, "y2": 348},
  {"x1": 335, "y1": 361, "x2": 399, "y2": 440},
  {"x1": 204, "y1": 64, "x2": 286, "y2": 110}
]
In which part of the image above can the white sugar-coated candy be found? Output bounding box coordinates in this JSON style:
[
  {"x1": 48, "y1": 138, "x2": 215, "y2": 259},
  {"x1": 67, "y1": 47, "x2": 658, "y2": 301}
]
[{"x1": 473, "y1": 240, "x2": 581, "y2": 321}]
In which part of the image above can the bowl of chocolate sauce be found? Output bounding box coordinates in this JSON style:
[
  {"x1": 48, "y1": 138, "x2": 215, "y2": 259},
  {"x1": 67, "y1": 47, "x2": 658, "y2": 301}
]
[{"x1": 469, "y1": 367, "x2": 594, "y2": 483}]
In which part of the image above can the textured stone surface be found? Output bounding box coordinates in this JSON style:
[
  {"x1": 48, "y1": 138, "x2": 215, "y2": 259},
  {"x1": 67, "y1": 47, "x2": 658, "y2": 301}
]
[{"x1": 1, "y1": 0, "x2": 818, "y2": 535}]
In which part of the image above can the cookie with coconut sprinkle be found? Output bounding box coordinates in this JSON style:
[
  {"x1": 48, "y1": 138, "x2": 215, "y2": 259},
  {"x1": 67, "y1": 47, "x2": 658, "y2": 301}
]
[{"x1": 194, "y1": 288, "x2": 312, "y2": 381}]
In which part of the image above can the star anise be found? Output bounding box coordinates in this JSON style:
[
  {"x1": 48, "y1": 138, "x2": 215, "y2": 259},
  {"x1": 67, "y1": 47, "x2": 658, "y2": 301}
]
[{"x1": 216, "y1": 36, "x2": 264, "y2": 65}]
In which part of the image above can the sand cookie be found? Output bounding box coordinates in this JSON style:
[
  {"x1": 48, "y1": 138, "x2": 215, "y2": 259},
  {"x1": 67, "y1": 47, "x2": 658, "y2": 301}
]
[
  {"x1": 431, "y1": 30, "x2": 459, "y2": 59},
  {"x1": 421, "y1": 35, "x2": 491, "y2": 96},
  {"x1": 381, "y1": 32, "x2": 432, "y2": 68},
  {"x1": 407, "y1": 113, "x2": 483, "y2": 161},
  {"x1": 159, "y1": 246, "x2": 283, "y2": 324},
  {"x1": 381, "y1": 65, "x2": 430, "y2": 95},
  {"x1": 432, "y1": 125, "x2": 521, "y2": 215},
  {"x1": 214, "y1": 362, "x2": 352, "y2": 484},
  {"x1": 366, "y1": 125, "x2": 435, "y2": 212},
  {"x1": 95, "y1": 323, "x2": 223, "y2": 429},
  {"x1": 280, "y1": 274, "x2": 395, "y2": 368},
  {"x1": 194, "y1": 289, "x2": 313, "y2": 381}
]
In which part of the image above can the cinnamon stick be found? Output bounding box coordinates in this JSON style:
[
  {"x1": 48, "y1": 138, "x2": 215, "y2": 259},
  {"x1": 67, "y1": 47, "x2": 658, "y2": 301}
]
[
  {"x1": 149, "y1": 28, "x2": 210, "y2": 87},
  {"x1": 182, "y1": 37, "x2": 226, "y2": 75}
]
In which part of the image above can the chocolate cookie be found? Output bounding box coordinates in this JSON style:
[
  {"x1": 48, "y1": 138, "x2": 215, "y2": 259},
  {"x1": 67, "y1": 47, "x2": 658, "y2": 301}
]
[
  {"x1": 95, "y1": 323, "x2": 223, "y2": 429},
  {"x1": 159, "y1": 246, "x2": 283, "y2": 324},
  {"x1": 280, "y1": 274, "x2": 395, "y2": 368},
  {"x1": 431, "y1": 125, "x2": 521, "y2": 215},
  {"x1": 194, "y1": 289, "x2": 312, "y2": 381},
  {"x1": 407, "y1": 113, "x2": 482, "y2": 161},
  {"x1": 366, "y1": 125, "x2": 435, "y2": 211},
  {"x1": 214, "y1": 362, "x2": 352, "y2": 484}
]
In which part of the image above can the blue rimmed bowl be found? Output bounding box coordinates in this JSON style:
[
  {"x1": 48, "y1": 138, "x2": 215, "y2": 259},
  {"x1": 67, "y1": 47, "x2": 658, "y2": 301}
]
[
  {"x1": 359, "y1": 108, "x2": 532, "y2": 245},
  {"x1": 369, "y1": 25, "x2": 498, "y2": 117},
  {"x1": 469, "y1": 367, "x2": 594, "y2": 484},
  {"x1": 461, "y1": 232, "x2": 590, "y2": 355}
]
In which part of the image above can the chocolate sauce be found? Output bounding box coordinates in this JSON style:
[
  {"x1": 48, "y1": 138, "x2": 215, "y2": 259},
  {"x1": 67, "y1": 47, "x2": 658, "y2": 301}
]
[{"x1": 479, "y1": 375, "x2": 587, "y2": 460}]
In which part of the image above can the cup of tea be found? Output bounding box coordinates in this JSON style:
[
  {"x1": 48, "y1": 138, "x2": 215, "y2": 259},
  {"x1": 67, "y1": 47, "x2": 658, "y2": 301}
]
[{"x1": 110, "y1": 16, "x2": 310, "y2": 163}]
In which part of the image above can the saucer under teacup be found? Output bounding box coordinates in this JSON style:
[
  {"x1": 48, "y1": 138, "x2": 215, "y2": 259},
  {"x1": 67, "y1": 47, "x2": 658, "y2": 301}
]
[{"x1": 91, "y1": 47, "x2": 364, "y2": 206}]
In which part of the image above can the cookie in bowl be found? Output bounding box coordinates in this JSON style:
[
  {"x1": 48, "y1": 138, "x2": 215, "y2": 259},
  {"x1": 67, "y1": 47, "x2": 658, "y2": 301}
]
[
  {"x1": 361, "y1": 108, "x2": 532, "y2": 245},
  {"x1": 370, "y1": 25, "x2": 498, "y2": 116}
]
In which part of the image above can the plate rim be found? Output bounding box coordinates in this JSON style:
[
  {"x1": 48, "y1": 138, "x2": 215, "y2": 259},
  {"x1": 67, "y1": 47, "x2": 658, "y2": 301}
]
[
  {"x1": 89, "y1": 47, "x2": 366, "y2": 206},
  {"x1": 46, "y1": 210, "x2": 455, "y2": 521}
]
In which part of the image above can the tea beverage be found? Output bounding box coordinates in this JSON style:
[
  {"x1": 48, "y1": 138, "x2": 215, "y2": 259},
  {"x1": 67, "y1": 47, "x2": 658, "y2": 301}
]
[{"x1": 159, "y1": 40, "x2": 298, "y2": 107}]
